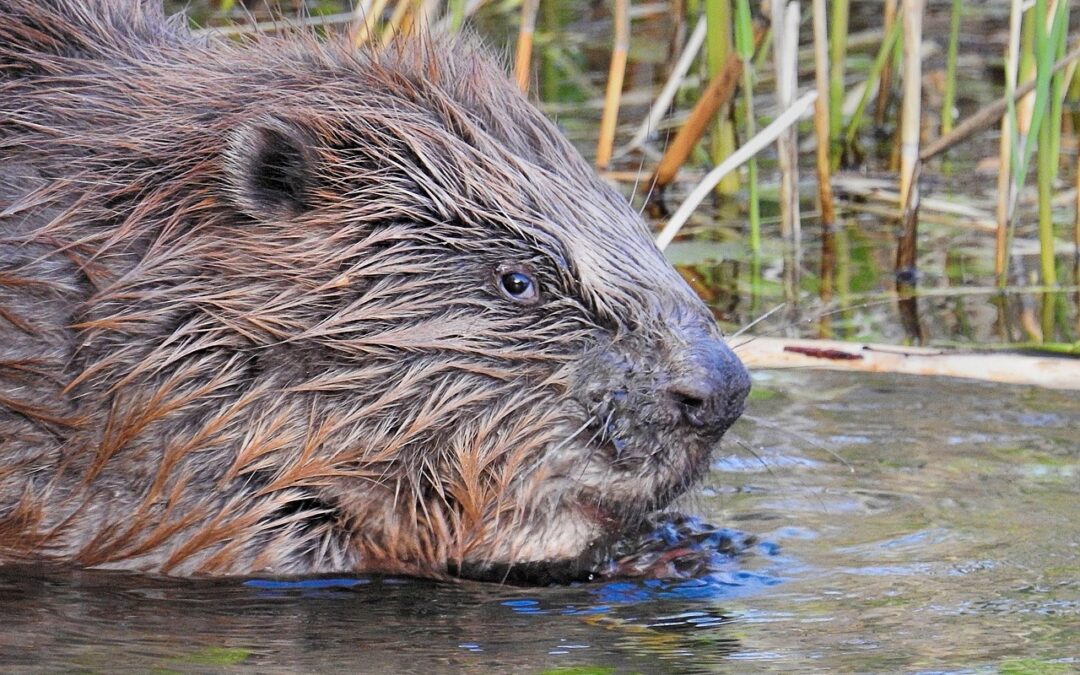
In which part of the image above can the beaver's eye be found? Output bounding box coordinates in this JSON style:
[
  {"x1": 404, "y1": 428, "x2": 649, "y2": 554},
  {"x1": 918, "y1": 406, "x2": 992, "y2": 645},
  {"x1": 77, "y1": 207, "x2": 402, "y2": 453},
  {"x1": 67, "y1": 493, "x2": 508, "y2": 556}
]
[
  {"x1": 495, "y1": 265, "x2": 540, "y2": 305},
  {"x1": 502, "y1": 272, "x2": 531, "y2": 296}
]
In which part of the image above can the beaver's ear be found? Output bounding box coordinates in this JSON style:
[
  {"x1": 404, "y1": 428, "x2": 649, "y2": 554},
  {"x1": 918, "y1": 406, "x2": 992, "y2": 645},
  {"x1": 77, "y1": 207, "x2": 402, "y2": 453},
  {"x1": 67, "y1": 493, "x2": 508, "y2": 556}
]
[{"x1": 225, "y1": 116, "x2": 317, "y2": 220}]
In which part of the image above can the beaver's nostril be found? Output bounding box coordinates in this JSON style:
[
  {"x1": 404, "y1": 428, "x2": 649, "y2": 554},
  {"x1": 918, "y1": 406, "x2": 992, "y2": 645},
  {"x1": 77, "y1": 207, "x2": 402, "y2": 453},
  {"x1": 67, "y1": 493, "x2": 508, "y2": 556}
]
[
  {"x1": 665, "y1": 337, "x2": 751, "y2": 433},
  {"x1": 675, "y1": 394, "x2": 705, "y2": 411},
  {"x1": 668, "y1": 384, "x2": 711, "y2": 428}
]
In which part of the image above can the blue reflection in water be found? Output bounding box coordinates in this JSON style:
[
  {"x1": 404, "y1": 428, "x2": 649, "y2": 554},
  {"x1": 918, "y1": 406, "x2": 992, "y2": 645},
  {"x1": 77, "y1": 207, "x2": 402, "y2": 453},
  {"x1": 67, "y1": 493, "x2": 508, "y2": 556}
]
[
  {"x1": 242, "y1": 576, "x2": 376, "y2": 598},
  {"x1": 500, "y1": 524, "x2": 786, "y2": 616},
  {"x1": 589, "y1": 567, "x2": 783, "y2": 606},
  {"x1": 242, "y1": 521, "x2": 785, "y2": 615}
]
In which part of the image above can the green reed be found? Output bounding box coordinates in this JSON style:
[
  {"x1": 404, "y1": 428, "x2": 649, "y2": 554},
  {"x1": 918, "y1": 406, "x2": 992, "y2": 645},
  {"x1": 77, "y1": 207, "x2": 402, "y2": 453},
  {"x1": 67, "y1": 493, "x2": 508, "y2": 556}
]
[
  {"x1": 1007, "y1": 0, "x2": 1070, "y2": 289},
  {"x1": 180, "y1": 0, "x2": 1080, "y2": 345},
  {"x1": 706, "y1": 0, "x2": 739, "y2": 194},
  {"x1": 940, "y1": 0, "x2": 962, "y2": 136},
  {"x1": 447, "y1": 0, "x2": 466, "y2": 32},
  {"x1": 827, "y1": 0, "x2": 849, "y2": 168},
  {"x1": 733, "y1": 0, "x2": 760, "y2": 257},
  {"x1": 842, "y1": 15, "x2": 902, "y2": 158},
  {"x1": 1048, "y1": 3, "x2": 1070, "y2": 181}
]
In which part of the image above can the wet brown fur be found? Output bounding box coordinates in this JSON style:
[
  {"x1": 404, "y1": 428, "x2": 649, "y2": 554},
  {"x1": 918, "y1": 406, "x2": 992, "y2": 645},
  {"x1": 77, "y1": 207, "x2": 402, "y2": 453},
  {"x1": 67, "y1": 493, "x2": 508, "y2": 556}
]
[{"x1": 0, "y1": 0, "x2": 748, "y2": 578}]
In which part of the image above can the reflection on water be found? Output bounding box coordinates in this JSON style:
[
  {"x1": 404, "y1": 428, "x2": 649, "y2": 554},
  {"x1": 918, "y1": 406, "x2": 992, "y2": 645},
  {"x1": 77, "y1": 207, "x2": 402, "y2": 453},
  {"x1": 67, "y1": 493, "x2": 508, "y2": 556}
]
[
  {"x1": 4, "y1": 371, "x2": 1076, "y2": 672},
  {"x1": 668, "y1": 211, "x2": 1080, "y2": 347}
]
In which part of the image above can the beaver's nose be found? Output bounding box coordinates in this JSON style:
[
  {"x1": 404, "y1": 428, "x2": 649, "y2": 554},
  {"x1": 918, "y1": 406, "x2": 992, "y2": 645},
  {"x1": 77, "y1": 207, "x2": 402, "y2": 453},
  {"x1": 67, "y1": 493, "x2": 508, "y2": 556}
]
[{"x1": 665, "y1": 338, "x2": 750, "y2": 434}]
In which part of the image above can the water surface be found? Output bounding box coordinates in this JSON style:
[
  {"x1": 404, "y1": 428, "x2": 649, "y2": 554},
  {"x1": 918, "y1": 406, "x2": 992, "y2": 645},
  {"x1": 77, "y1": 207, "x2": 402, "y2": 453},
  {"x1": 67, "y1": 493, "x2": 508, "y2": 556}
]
[
  {"x1": 4, "y1": 371, "x2": 1076, "y2": 673},
  {"x1": 6, "y1": 2, "x2": 1077, "y2": 672}
]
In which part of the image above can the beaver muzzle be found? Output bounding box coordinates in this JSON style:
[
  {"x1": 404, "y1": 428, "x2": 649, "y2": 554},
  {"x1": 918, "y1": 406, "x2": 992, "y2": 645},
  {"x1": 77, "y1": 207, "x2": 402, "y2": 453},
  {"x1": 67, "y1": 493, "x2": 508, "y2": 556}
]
[
  {"x1": 663, "y1": 331, "x2": 750, "y2": 436},
  {"x1": 577, "y1": 313, "x2": 750, "y2": 482}
]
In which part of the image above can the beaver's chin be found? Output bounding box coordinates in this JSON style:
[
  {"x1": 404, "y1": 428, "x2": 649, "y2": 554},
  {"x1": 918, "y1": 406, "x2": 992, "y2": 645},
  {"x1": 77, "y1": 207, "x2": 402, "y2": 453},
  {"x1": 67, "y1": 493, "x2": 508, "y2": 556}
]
[
  {"x1": 451, "y1": 434, "x2": 717, "y2": 584},
  {"x1": 576, "y1": 429, "x2": 718, "y2": 520}
]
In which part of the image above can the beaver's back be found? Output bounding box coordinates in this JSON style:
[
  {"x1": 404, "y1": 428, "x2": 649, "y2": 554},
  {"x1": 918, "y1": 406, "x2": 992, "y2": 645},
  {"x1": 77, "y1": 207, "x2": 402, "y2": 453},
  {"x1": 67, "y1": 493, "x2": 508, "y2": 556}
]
[
  {"x1": 1, "y1": 0, "x2": 201, "y2": 478},
  {"x1": 0, "y1": 0, "x2": 191, "y2": 64}
]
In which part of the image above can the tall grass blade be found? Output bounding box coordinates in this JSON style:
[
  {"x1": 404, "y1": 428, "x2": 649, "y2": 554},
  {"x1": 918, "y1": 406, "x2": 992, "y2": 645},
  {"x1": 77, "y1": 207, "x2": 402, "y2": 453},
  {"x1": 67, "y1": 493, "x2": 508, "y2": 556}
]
[
  {"x1": 827, "y1": 0, "x2": 849, "y2": 168},
  {"x1": 940, "y1": 0, "x2": 961, "y2": 136},
  {"x1": 706, "y1": 0, "x2": 739, "y2": 194},
  {"x1": 875, "y1": 0, "x2": 899, "y2": 127},
  {"x1": 733, "y1": 0, "x2": 761, "y2": 257},
  {"x1": 843, "y1": 16, "x2": 903, "y2": 160}
]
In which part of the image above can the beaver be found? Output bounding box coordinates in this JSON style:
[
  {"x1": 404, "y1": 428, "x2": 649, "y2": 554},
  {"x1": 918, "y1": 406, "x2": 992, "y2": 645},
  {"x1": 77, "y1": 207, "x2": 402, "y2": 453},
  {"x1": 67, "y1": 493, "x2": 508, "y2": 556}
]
[{"x1": 0, "y1": 0, "x2": 750, "y2": 580}]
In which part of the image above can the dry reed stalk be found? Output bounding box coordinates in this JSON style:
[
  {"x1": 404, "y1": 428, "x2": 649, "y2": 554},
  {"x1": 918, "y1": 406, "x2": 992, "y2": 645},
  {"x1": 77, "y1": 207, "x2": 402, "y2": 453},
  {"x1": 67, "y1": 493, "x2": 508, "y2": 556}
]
[
  {"x1": 655, "y1": 91, "x2": 817, "y2": 249},
  {"x1": 920, "y1": 43, "x2": 1080, "y2": 160},
  {"x1": 650, "y1": 53, "x2": 744, "y2": 188},
  {"x1": 895, "y1": 0, "x2": 924, "y2": 345},
  {"x1": 771, "y1": 0, "x2": 801, "y2": 243},
  {"x1": 351, "y1": 0, "x2": 390, "y2": 47},
  {"x1": 995, "y1": 1, "x2": 1025, "y2": 278},
  {"x1": 513, "y1": 0, "x2": 540, "y2": 93},
  {"x1": 897, "y1": 0, "x2": 923, "y2": 215},
  {"x1": 811, "y1": 0, "x2": 834, "y2": 330},
  {"x1": 811, "y1": 0, "x2": 835, "y2": 226},
  {"x1": 622, "y1": 20, "x2": 708, "y2": 155},
  {"x1": 379, "y1": 0, "x2": 414, "y2": 45},
  {"x1": 596, "y1": 0, "x2": 630, "y2": 169}
]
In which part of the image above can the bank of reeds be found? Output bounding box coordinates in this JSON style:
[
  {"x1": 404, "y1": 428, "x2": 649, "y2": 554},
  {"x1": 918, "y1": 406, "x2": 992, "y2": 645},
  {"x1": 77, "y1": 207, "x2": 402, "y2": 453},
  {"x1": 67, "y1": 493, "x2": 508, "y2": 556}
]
[{"x1": 186, "y1": 0, "x2": 1079, "y2": 346}]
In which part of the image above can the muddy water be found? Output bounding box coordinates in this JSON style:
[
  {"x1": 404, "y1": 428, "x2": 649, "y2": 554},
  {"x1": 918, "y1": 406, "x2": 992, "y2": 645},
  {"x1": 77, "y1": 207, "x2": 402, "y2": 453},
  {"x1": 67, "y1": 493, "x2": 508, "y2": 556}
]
[{"x1": 3, "y1": 371, "x2": 1076, "y2": 672}]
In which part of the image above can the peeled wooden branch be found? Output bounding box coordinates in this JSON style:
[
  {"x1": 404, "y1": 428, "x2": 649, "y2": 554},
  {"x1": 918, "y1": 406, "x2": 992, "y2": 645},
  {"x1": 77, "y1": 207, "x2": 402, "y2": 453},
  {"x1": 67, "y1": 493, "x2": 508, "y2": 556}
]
[
  {"x1": 730, "y1": 337, "x2": 1080, "y2": 390},
  {"x1": 655, "y1": 91, "x2": 817, "y2": 249}
]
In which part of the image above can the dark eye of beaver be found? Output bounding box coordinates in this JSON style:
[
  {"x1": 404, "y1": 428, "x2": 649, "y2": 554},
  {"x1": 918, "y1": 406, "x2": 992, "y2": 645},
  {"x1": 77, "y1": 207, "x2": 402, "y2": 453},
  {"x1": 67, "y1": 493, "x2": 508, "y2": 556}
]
[{"x1": 495, "y1": 265, "x2": 540, "y2": 305}]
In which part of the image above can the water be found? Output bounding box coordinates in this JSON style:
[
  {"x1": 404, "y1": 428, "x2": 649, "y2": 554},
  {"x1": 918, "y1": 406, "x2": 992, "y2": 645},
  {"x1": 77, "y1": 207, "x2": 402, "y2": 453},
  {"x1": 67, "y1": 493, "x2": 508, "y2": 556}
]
[
  {"x1": 5, "y1": 2, "x2": 1077, "y2": 672},
  {"x1": 3, "y1": 371, "x2": 1076, "y2": 672}
]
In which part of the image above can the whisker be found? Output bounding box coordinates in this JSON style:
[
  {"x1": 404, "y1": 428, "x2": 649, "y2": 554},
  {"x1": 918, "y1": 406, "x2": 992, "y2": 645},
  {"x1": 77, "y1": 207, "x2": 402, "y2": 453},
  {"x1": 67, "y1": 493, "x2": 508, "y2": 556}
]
[
  {"x1": 725, "y1": 435, "x2": 830, "y2": 514},
  {"x1": 739, "y1": 414, "x2": 854, "y2": 472},
  {"x1": 627, "y1": 149, "x2": 648, "y2": 205},
  {"x1": 636, "y1": 131, "x2": 669, "y2": 217},
  {"x1": 729, "y1": 302, "x2": 787, "y2": 339},
  {"x1": 729, "y1": 297, "x2": 901, "y2": 352},
  {"x1": 731, "y1": 437, "x2": 779, "y2": 478},
  {"x1": 547, "y1": 415, "x2": 597, "y2": 457},
  {"x1": 571, "y1": 411, "x2": 612, "y2": 486}
]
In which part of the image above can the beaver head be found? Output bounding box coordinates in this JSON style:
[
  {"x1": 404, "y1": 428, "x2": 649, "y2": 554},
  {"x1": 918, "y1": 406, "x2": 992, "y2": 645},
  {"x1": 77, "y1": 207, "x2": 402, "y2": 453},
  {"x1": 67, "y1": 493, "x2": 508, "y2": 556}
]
[{"x1": 0, "y1": 0, "x2": 749, "y2": 578}]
